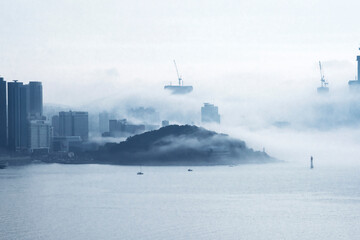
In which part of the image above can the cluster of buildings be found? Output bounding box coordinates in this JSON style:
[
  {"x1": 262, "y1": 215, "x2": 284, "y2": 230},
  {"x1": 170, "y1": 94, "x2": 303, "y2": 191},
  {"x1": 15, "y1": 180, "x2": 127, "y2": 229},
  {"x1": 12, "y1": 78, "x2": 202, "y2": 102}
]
[
  {"x1": 0, "y1": 75, "x2": 221, "y2": 155},
  {"x1": 0, "y1": 79, "x2": 51, "y2": 153},
  {"x1": 0, "y1": 78, "x2": 89, "y2": 154},
  {"x1": 98, "y1": 104, "x2": 221, "y2": 138},
  {"x1": 99, "y1": 109, "x2": 162, "y2": 138}
]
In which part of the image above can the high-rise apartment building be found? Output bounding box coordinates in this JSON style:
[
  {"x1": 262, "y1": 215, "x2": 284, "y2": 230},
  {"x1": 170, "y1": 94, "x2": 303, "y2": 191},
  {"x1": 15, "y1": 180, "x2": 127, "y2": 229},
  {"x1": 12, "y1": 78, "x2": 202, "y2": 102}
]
[
  {"x1": 8, "y1": 81, "x2": 29, "y2": 151},
  {"x1": 28, "y1": 81, "x2": 43, "y2": 118},
  {"x1": 0, "y1": 77, "x2": 7, "y2": 150}
]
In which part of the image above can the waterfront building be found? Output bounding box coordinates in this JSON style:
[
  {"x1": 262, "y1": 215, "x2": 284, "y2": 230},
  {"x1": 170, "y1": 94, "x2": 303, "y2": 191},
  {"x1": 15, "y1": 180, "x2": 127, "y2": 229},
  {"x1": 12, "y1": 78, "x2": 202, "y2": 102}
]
[
  {"x1": 7, "y1": 81, "x2": 29, "y2": 151},
  {"x1": 59, "y1": 111, "x2": 89, "y2": 141},
  {"x1": 52, "y1": 136, "x2": 82, "y2": 152},
  {"x1": 0, "y1": 77, "x2": 6, "y2": 149},
  {"x1": 28, "y1": 120, "x2": 52, "y2": 153}
]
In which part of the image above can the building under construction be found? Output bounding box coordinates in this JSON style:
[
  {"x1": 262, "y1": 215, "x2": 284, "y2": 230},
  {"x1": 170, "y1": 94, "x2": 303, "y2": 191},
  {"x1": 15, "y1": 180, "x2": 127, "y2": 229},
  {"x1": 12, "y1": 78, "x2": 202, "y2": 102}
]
[
  {"x1": 164, "y1": 60, "x2": 193, "y2": 94},
  {"x1": 317, "y1": 61, "x2": 329, "y2": 94}
]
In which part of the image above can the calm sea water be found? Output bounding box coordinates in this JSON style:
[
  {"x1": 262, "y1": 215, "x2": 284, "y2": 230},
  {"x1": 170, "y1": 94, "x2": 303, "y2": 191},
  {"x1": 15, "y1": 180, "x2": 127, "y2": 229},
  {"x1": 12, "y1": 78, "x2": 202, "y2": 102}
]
[{"x1": 0, "y1": 162, "x2": 359, "y2": 240}]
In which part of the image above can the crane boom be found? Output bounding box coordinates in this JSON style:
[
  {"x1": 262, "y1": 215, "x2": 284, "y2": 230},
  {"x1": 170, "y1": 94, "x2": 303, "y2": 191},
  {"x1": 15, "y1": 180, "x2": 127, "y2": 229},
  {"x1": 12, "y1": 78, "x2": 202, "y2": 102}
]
[
  {"x1": 318, "y1": 61, "x2": 329, "y2": 87},
  {"x1": 173, "y1": 60, "x2": 182, "y2": 86},
  {"x1": 319, "y1": 61, "x2": 323, "y2": 81}
]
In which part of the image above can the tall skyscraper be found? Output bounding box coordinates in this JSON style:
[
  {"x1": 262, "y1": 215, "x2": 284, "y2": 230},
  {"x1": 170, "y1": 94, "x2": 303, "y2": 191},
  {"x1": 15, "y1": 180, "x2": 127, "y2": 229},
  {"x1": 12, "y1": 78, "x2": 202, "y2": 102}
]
[
  {"x1": 19, "y1": 84, "x2": 29, "y2": 149},
  {"x1": 8, "y1": 81, "x2": 29, "y2": 151},
  {"x1": 59, "y1": 111, "x2": 89, "y2": 141},
  {"x1": 28, "y1": 81, "x2": 43, "y2": 118},
  {"x1": 0, "y1": 77, "x2": 7, "y2": 150},
  {"x1": 201, "y1": 103, "x2": 220, "y2": 124}
]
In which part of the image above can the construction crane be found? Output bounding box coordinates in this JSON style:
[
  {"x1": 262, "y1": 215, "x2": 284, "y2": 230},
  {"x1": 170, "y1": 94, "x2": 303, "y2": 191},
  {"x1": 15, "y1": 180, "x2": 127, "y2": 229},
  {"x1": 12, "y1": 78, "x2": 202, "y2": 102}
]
[
  {"x1": 319, "y1": 61, "x2": 329, "y2": 88},
  {"x1": 164, "y1": 60, "x2": 193, "y2": 94},
  {"x1": 173, "y1": 60, "x2": 182, "y2": 86}
]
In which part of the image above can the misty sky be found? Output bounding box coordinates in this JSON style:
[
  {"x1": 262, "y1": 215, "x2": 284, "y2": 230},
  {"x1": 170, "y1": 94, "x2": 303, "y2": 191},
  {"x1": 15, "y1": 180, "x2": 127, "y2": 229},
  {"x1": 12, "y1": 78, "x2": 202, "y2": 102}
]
[{"x1": 1, "y1": 0, "x2": 360, "y2": 106}]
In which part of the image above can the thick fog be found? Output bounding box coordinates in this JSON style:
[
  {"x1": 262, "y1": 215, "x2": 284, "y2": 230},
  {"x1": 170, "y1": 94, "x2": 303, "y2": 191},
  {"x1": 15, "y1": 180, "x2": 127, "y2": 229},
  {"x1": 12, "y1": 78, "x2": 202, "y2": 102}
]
[{"x1": 1, "y1": 0, "x2": 360, "y2": 165}]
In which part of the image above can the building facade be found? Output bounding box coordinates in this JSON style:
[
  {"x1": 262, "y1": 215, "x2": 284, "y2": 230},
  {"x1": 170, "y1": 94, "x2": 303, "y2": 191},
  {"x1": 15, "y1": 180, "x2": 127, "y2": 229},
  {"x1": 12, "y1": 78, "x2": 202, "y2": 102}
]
[
  {"x1": 201, "y1": 103, "x2": 220, "y2": 124},
  {"x1": 99, "y1": 111, "x2": 109, "y2": 134},
  {"x1": 0, "y1": 77, "x2": 6, "y2": 150},
  {"x1": 28, "y1": 120, "x2": 52, "y2": 153},
  {"x1": 7, "y1": 81, "x2": 30, "y2": 151},
  {"x1": 59, "y1": 111, "x2": 89, "y2": 141},
  {"x1": 28, "y1": 81, "x2": 43, "y2": 119}
]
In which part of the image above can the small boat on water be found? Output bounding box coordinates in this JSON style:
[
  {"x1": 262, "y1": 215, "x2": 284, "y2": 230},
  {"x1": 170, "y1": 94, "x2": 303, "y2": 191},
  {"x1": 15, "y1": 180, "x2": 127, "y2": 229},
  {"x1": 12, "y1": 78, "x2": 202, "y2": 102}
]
[
  {"x1": 187, "y1": 168, "x2": 193, "y2": 172},
  {"x1": 137, "y1": 166, "x2": 144, "y2": 175}
]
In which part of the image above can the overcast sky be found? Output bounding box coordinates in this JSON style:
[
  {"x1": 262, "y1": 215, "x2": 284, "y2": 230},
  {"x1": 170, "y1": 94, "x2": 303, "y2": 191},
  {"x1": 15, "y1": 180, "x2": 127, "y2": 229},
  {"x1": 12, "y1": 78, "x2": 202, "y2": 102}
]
[{"x1": 0, "y1": 0, "x2": 360, "y2": 105}]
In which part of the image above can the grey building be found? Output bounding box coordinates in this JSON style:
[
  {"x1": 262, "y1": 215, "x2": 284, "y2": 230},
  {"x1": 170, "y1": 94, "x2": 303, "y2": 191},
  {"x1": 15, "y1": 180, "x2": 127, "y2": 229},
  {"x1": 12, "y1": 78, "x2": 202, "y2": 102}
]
[
  {"x1": 28, "y1": 81, "x2": 43, "y2": 119},
  {"x1": 0, "y1": 77, "x2": 6, "y2": 150},
  {"x1": 107, "y1": 119, "x2": 145, "y2": 137},
  {"x1": 52, "y1": 136, "x2": 82, "y2": 152},
  {"x1": 8, "y1": 81, "x2": 29, "y2": 151},
  {"x1": 99, "y1": 111, "x2": 109, "y2": 134},
  {"x1": 51, "y1": 115, "x2": 60, "y2": 136},
  {"x1": 59, "y1": 111, "x2": 88, "y2": 141},
  {"x1": 201, "y1": 103, "x2": 220, "y2": 124},
  {"x1": 72, "y1": 112, "x2": 89, "y2": 141},
  {"x1": 59, "y1": 111, "x2": 72, "y2": 137}
]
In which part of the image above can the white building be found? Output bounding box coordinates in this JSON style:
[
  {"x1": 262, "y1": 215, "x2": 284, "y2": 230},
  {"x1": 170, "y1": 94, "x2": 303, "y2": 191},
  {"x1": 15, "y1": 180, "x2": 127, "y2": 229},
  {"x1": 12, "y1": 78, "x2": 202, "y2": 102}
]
[{"x1": 29, "y1": 120, "x2": 52, "y2": 153}]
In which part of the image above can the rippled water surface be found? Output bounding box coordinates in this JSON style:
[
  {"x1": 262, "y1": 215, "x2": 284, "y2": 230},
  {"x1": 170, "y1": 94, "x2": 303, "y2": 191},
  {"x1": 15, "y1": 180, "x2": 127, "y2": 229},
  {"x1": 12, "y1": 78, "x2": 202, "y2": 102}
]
[{"x1": 0, "y1": 162, "x2": 359, "y2": 240}]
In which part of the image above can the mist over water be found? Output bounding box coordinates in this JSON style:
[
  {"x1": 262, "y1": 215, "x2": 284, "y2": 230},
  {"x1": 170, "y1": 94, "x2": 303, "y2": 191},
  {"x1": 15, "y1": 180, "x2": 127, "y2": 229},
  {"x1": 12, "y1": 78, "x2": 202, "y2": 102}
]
[{"x1": 2, "y1": 1, "x2": 360, "y2": 239}]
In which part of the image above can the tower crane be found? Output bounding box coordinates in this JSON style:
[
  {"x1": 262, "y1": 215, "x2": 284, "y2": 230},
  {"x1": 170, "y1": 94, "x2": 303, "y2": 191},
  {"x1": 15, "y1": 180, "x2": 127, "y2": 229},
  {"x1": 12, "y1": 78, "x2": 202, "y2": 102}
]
[
  {"x1": 319, "y1": 61, "x2": 329, "y2": 88},
  {"x1": 173, "y1": 60, "x2": 182, "y2": 86}
]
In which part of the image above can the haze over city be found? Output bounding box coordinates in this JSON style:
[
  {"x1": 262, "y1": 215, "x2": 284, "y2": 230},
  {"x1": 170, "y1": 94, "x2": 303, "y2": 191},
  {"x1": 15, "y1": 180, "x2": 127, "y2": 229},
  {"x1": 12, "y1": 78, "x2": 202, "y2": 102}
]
[{"x1": 1, "y1": 1, "x2": 360, "y2": 239}]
